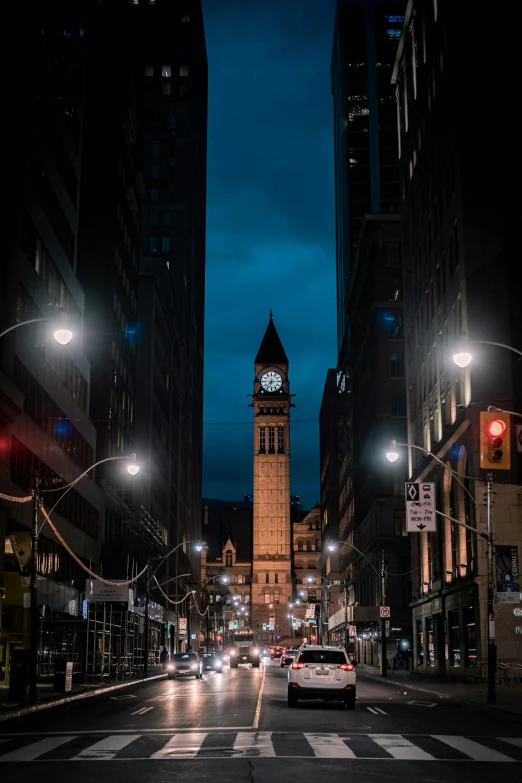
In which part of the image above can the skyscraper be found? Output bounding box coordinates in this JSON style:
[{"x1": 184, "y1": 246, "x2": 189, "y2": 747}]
[{"x1": 332, "y1": 0, "x2": 405, "y2": 348}]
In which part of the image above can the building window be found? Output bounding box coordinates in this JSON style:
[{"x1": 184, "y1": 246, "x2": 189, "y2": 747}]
[
  {"x1": 449, "y1": 610, "x2": 460, "y2": 667},
  {"x1": 225, "y1": 550, "x2": 233, "y2": 567},
  {"x1": 180, "y1": 65, "x2": 189, "y2": 77},
  {"x1": 274, "y1": 590, "x2": 280, "y2": 603},
  {"x1": 149, "y1": 212, "x2": 158, "y2": 226},
  {"x1": 464, "y1": 605, "x2": 477, "y2": 667},
  {"x1": 274, "y1": 573, "x2": 278, "y2": 584},
  {"x1": 149, "y1": 236, "x2": 157, "y2": 252},
  {"x1": 264, "y1": 591, "x2": 271, "y2": 604},
  {"x1": 151, "y1": 163, "x2": 159, "y2": 178},
  {"x1": 416, "y1": 619, "x2": 424, "y2": 665},
  {"x1": 277, "y1": 426, "x2": 284, "y2": 453},
  {"x1": 152, "y1": 140, "x2": 160, "y2": 156},
  {"x1": 307, "y1": 541, "x2": 312, "y2": 552},
  {"x1": 161, "y1": 236, "x2": 170, "y2": 252},
  {"x1": 162, "y1": 211, "x2": 171, "y2": 226},
  {"x1": 427, "y1": 617, "x2": 435, "y2": 666},
  {"x1": 315, "y1": 539, "x2": 320, "y2": 551},
  {"x1": 144, "y1": 64, "x2": 153, "y2": 77},
  {"x1": 394, "y1": 509, "x2": 407, "y2": 536},
  {"x1": 390, "y1": 352, "x2": 405, "y2": 378},
  {"x1": 162, "y1": 83, "x2": 171, "y2": 96},
  {"x1": 265, "y1": 572, "x2": 269, "y2": 584},
  {"x1": 151, "y1": 188, "x2": 158, "y2": 201},
  {"x1": 268, "y1": 426, "x2": 275, "y2": 453},
  {"x1": 259, "y1": 426, "x2": 266, "y2": 453},
  {"x1": 162, "y1": 65, "x2": 172, "y2": 77},
  {"x1": 297, "y1": 541, "x2": 303, "y2": 552},
  {"x1": 391, "y1": 391, "x2": 407, "y2": 417}
]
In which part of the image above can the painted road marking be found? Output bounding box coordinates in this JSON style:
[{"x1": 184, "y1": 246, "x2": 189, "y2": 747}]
[
  {"x1": 367, "y1": 707, "x2": 379, "y2": 714},
  {"x1": 0, "y1": 736, "x2": 75, "y2": 762},
  {"x1": 233, "y1": 731, "x2": 275, "y2": 757},
  {"x1": 151, "y1": 733, "x2": 207, "y2": 759},
  {"x1": 131, "y1": 706, "x2": 154, "y2": 715},
  {"x1": 434, "y1": 735, "x2": 515, "y2": 762},
  {"x1": 374, "y1": 708, "x2": 387, "y2": 715},
  {"x1": 500, "y1": 738, "x2": 522, "y2": 749},
  {"x1": 370, "y1": 734, "x2": 435, "y2": 760},
  {"x1": 74, "y1": 735, "x2": 140, "y2": 760},
  {"x1": 305, "y1": 733, "x2": 355, "y2": 758},
  {"x1": 252, "y1": 662, "x2": 266, "y2": 729}
]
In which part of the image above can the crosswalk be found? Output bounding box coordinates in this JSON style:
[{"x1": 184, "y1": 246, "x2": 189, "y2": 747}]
[{"x1": 0, "y1": 732, "x2": 520, "y2": 761}]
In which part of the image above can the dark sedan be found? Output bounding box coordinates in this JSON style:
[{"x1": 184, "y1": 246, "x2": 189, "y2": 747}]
[{"x1": 201, "y1": 653, "x2": 223, "y2": 672}]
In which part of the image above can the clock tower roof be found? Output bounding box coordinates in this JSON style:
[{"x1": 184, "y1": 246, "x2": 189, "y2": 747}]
[{"x1": 255, "y1": 311, "x2": 288, "y2": 364}]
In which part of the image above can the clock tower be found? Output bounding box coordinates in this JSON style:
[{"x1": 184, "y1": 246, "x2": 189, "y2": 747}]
[{"x1": 250, "y1": 313, "x2": 293, "y2": 643}]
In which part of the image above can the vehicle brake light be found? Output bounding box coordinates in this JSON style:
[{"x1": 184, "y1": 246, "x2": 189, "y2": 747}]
[
  {"x1": 340, "y1": 663, "x2": 354, "y2": 671},
  {"x1": 291, "y1": 662, "x2": 305, "y2": 669}
]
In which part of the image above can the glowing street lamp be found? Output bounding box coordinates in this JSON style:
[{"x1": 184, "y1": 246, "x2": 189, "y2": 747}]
[{"x1": 452, "y1": 339, "x2": 522, "y2": 369}]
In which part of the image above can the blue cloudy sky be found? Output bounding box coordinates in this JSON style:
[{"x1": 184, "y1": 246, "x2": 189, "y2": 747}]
[{"x1": 201, "y1": 0, "x2": 337, "y2": 509}]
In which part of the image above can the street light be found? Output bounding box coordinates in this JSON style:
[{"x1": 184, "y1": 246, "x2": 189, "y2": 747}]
[
  {"x1": 452, "y1": 339, "x2": 522, "y2": 369},
  {"x1": 0, "y1": 316, "x2": 74, "y2": 345},
  {"x1": 385, "y1": 439, "x2": 500, "y2": 702}
]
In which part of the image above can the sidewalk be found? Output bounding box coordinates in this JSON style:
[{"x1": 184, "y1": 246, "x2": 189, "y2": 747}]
[
  {"x1": 0, "y1": 670, "x2": 167, "y2": 722},
  {"x1": 358, "y1": 664, "x2": 522, "y2": 718}
]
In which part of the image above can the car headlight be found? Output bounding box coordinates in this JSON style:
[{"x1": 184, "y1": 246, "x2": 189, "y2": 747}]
[
  {"x1": 252, "y1": 647, "x2": 259, "y2": 655},
  {"x1": 230, "y1": 650, "x2": 237, "y2": 656},
  {"x1": 190, "y1": 664, "x2": 198, "y2": 669},
  {"x1": 167, "y1": 663, "x2": 174, "y2": 670}
]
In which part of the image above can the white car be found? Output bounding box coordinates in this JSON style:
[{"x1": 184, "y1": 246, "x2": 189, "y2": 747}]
[{"x1": 287, "y1": 644, "x2": 356, "y2": 709}]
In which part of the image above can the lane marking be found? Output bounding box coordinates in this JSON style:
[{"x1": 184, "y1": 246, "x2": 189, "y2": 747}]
[
  {"x1": 434, "y1": 735, "x2": 515, "y2": 762},
  {"x1": 252, "y1": 663, "x2": 266, "y2": 729},
  {"x1": 233, "y1": 731, "x2": 275, "y2": 757},
  {"x1": 370, "y1": 734, "x2": 434, "y2": 760},
  {"x1": 151, "y1": 732, "x2": 207, "y2": 759},
  {"x1": 374, "y1": 708, "x2": 387, "y2": 715},
  {"x1": 0, "y1": 736, "x2": 75, "y2": 762},
  {"x1": 499, "y1": 738, "x2": 522, "y2": 749},
  {"x1": 74, "y1": 734, "x2": 140, "y2": 760},
  {"x1": 131, "y1": 706, "x2": 154, "y2": 715},
  {"x1": 305, "y1": 733, "x2": 355, "y2": 758},
  {"x1": 367, "y1": 707, "x2": 379, "y2": 715}
]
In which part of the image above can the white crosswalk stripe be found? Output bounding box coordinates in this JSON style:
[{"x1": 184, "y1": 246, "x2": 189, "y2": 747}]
[{"x1": 0, "y1": 732, "x2": 520, "y2": 761}]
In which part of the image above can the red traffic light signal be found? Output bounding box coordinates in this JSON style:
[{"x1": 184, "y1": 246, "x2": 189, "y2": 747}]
[{"x1": 480, "y1": 411, "x2": 511, "y2": 470}]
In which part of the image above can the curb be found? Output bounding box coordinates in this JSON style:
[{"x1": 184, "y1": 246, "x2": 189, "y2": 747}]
[
  {"x1": 0, "y1": 673, "x2": 167, "y2": 723},
  {"x1": 359, "y1": 670, "x2": 451, "y2": 699}
]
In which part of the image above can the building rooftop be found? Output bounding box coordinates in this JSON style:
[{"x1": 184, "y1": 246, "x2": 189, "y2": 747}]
[{"x1": 255, "y1": 312, "x2": 288, "y2": 364}]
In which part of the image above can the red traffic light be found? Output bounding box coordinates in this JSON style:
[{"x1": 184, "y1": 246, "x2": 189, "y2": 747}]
[{"x1": 488, "y1": 419, "x2": 506, "y2": 438}]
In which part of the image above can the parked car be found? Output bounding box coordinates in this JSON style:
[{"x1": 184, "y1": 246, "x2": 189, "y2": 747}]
[
  {"x1": 167, "y1": 653, "x2": 203, "y2": 679},
  {"x1": 287, "y1": 645, "x2": 356, "y2": 709}
]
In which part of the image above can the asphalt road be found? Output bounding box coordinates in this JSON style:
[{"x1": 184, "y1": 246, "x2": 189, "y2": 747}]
[{"x1": 0, "y1": 659, "x2": 520, "y2": 783}]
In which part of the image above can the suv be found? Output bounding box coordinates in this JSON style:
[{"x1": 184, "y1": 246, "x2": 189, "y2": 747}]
[
  {"x1": 201, "y1": 653, "x2": 223, "y2": 672},
  {"x1": 287, "y1": 645, "x2": 356, "y2": 709},
  {"x1": 167, "y1": 653, "x2": 203, "y2": 679}
]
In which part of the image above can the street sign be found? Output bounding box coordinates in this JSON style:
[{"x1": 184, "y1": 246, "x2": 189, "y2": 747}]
[
  {"x1": 405, "y1": 481, "x2": 437, "y2": 532},
  {"x1": 379, "y1": 606, "x2": 391, "y2": 619},
  {"x1": 179, "y1": 617, "x2": 187, "y2": 630},
  {"x1": 348, "y1": 625, "x2": 357, "y2": 637},
  {"x1": 305, "y1": 603, "x2": 316, "y2": 619}
]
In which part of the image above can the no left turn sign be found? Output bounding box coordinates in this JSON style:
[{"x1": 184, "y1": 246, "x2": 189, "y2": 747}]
[{"x1": 379, "y1": 606, "x2": 391, "y2": 618}]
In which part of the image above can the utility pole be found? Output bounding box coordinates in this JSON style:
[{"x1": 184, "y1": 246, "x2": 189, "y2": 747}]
[
  {"x1": 28, "y1": 477, "x2": 40, "y2": 701},
  {"x1": 486, "y1": 472, "x2": 496, "y2": 704},
  {"x1": 380, "y1": 548, "x2": 387, "y2": 677},
  {"x1": 143, "y1": 553, "x2": 150, "y2": 678},
  {"x1": 344, "y1": 581, "x2": 348, "y2": 655}
]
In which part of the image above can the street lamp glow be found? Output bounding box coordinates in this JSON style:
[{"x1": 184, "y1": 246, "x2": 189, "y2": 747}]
[
  {"x1": 299, "y1": 591, "x2": 305, "y2": 597},
  {"x1": 306, "y1": 576, "x2": 314, "y2": 584},
  {"x1": 126, "y1": 463, "x2": 140, "y2": 475},
  {"x1": 221, "y1": 575, "x2": 229, "y2": 583},
  {"x1": 53, "y1": 328, "x2": 73, "y2": 345},
  {"x1": 385, "y1": 450, "x2": 399, "y2": 463},
  {"x1": 453, "y1": 350, "x2": 472, "y2": 368},
  {"x1": 194, "y1": 544, "x2": 203, "y2": 552},
  {"x1": 327, "y1": 543, "x2": 336, "y2": 552}
]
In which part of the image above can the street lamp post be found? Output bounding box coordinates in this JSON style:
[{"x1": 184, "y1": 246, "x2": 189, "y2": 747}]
[
  {"x1": 385, "y1": 441, "x2": 499, "y2": 701},
  {"x1": 452, "y1": 340, "x2": 522, "y2": 369}
]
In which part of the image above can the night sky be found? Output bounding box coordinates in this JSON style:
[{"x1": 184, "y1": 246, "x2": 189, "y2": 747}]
[{"x1": 202, "y1": 0, "x2": 337, "y2": 510}]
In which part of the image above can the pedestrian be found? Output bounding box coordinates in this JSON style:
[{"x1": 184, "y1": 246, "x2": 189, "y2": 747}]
[{"x1": 160, "y1": 647, "x2": 169, "y2": 671}]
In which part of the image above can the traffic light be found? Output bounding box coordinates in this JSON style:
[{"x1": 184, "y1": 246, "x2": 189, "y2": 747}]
[{"x1": 480, "y1": 411, "x2": 511, "y2": 470}]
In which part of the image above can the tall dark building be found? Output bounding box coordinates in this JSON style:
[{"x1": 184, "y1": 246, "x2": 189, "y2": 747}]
[
  {"x1": 0, "y1": 1, "x2": 103, "y2": 685},
  {"x1": 332, "y1": 0, "x2": 405, "y2": 347},
  {"x1": 393, "y1": 1, "x2": 522, "y2": 676}
]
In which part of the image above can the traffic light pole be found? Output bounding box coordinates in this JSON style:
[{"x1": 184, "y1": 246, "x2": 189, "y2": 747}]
[
  {"x1": 486, "y1": 472, "x2": 496, "y2": 704},
  {"x1": 28, "y1": 478, "x2": 41, "y2": 701},
  {"x1": 380, "y1": 548, "x2": 387, "y2": 678},
  {"x1": 143, "y1": 553, "x2": 150, "y2": 678}
]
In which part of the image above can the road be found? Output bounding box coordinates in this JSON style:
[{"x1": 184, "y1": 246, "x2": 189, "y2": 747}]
[{"x1": 0, "y1": 659, "x2": 520, "y2": 782}]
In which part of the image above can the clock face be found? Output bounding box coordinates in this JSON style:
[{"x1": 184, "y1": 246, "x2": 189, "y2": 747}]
[{"x1": 260, "y1": 371, "x2": 283, "y2": 392}]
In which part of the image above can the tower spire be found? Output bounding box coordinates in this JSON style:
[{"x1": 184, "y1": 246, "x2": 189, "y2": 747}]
[{"x1": 255, "y1": 313, "x2": 288, "y2": 364}]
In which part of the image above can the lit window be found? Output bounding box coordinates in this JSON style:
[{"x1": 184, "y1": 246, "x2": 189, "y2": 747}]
[
  {"x1": 162, "y1": 83, "x2": 171, "y2": 96},
  {"x1": 151, "y1": 163, "x2": 159, "y2": 178},
  {"x1": 225, "y1": 550, "x2": 233, "y2": 567},
  {"x1": 161, "y1": 236, "x2": 170, "y2": 252},
  {"x1": 162, "y1": 65, "x2": 172, "y2": 78},
  {"x1": 180, "y1": 65, "x2": 189, "y2": 77},
  {"x1": 149, "y1": 236, "x2": 157, "y2": 252},
  {"x1": 144, "y1": 64, "x2": 153, "y2": 77},
  {"x1": 274, "y1": 590, "x2": 280, "y2": 603},
  {"x1": 264, "y1": 591, "x2": 271, "y2": 604},
  {"x1": 150, "y1": 188, "x2": 158, "y2": 201}
]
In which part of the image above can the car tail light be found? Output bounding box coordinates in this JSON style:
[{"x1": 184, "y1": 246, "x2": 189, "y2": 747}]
[
  {"x1": 340, "y1": 663, "x2": 354, "y2": 671},
  {"x1": 291, "y1": 662, "x2": 305, "y2": 669}
]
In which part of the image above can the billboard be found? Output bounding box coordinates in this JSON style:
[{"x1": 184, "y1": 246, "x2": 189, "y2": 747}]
[{"x1": 496, "y1": 545, "x2": 519, "y2": 594}]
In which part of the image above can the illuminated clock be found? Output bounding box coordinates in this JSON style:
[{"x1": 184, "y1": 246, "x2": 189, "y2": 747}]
[{"x1": 260, "y1": 371, "x2": 283, "y2": 392}]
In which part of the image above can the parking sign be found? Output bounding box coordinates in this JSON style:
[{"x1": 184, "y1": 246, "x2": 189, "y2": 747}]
[{"x1": 405, "y1": 482, "x2": 436, "y2": 532}]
